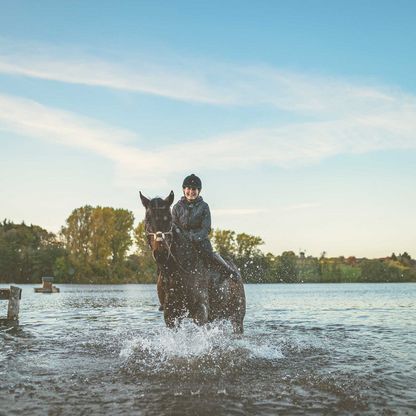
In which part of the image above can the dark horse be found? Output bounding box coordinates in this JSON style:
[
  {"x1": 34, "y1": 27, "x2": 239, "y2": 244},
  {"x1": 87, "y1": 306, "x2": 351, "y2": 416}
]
[{"x1": 140, "y1": 191, "x2": 246, "y2": 334}]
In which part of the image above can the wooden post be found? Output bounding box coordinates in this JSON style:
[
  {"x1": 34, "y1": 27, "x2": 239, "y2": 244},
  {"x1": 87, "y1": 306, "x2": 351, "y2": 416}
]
[
  {"x1": 0, "y1": 286, "x2": 21, "y2": 321},
  {"x1": 7, "y1": 286, "x2": 21, "y2": 320}
]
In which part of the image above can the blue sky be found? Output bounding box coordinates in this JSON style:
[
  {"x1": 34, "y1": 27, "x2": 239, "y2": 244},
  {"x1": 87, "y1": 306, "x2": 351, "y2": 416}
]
[{"x1": 1, "y1": 0, "x2": 415, "y2": 258}]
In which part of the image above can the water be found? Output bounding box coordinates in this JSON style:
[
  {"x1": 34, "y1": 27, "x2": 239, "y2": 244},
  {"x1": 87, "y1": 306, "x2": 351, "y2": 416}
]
[{"x1": 1, "y1": 283, "x2": 415, "y2": 415}]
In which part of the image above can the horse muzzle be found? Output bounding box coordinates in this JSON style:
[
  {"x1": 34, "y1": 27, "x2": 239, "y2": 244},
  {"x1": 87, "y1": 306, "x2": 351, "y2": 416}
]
[{"x1": 155, "y1": 231, "x2": 165, "y2": 242}]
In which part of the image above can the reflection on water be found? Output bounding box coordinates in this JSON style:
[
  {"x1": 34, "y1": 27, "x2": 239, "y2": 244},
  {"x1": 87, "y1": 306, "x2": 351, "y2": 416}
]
[{"x1": 1, "y1": 283, "x2": 415, "y2": 415}]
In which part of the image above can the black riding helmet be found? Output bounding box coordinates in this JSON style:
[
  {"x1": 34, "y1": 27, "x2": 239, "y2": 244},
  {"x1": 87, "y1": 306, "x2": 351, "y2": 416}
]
[{"x1": 182, "y1": 174, "x2": 202, "y2": 190}]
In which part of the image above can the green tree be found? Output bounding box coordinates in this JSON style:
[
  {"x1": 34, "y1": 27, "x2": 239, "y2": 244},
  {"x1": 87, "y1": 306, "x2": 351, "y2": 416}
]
[
  {"x1": 233, "y1": 232, "x2": 265, "y2": 282},
  {"x1": 398, "y1": 252, "x2": 412, "y2": 267},
  {"x1": 61, "y1": 206, "x2": 134, "y2": 282},
  {"x1": 276, "y1": 251, "x2": 298, "y2": 282},
  {"x1": 297, "y1": 255, "x2": 320, "y2": 283},
  {"x1": 133, "y1": 220, "x2": 157, "y2": 282},
  {"x1": 236, "y1": 233, "x2": 264, "y2": 259},
  {"x1": 61, "y1": 205, "x2": 94, "y2": 279},
  {"x1": 360, "y1": 259, "x2": 386, "y2": 282},
  {"x1": 111, "y1": 209, "x2": 134, "y2": 265},
  {"x1": 211, "y1": 229, "x2": 237, "y2": 258},
  {"x1": 0, "y1": 220, "x2": 64, "y2": 283}
]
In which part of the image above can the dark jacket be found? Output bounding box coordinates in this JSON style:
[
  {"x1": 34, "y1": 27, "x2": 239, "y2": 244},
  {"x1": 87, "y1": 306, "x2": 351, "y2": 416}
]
[{"x1": 172, "y1": 196, "x2": 211, "y2": 243}]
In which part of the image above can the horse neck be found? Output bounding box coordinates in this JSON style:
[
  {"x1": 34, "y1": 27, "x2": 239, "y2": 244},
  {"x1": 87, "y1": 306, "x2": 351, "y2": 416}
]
[
  {"x1": 154, "y1": 247, "x2": 171, "y2": 265},
  {"x1": 172, "y1": 227, "x2": 198, "y2": 268}
]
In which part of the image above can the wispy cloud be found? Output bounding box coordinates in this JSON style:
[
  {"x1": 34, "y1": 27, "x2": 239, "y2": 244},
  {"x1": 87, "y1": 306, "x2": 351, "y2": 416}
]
[
  {"x1": 0, "y1": 93, "x2": 162, "y2": 176},
  {"x1": 1, "y1": 40, "x2": 416, "y2": 187},
  {"x1": 0, "y1": 39, "x2": 232, "y2": 104},
  {"x1": 1, "y1": 89, "x2": 415, "y2": 188},
  {"x1": 0, "y1": 38, "x2": 411, "y2": 113}
]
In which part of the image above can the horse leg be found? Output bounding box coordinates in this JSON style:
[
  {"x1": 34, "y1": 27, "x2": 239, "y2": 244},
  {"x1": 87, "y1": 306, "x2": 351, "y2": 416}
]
[
  {"x1": 164, "y1": 309, "x2": 177, "y2": 328},
  {"x1": 229, "y1": 283, "x2": 246, "y2": 335},
  {"x1": 191, "y1": 282, "x2": 209, "y2": 326},
  {"x1": 163, "y1": 290, "x2": 186, "y2": 328},
  {"x1": 164, "y1": 303, "x2": 182, "y2": 328},
  {"x1": 193, "y1": 302, "x2": 209, "y2": 326},
  {"x1": 231, "y1": 317, "x2": 244, "y2": 335},
  {"x1": 157, "y1": 273, "x2": 165, "y2": 310}
]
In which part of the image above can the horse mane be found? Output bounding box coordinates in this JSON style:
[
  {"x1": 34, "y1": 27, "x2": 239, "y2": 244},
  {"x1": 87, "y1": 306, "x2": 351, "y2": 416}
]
[{"x1": 171, "y1": 224, "x2": 200, "y2": 270}]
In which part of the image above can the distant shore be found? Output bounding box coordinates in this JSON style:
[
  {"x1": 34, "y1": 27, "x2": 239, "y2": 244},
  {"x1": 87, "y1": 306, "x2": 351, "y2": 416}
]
[{"x1": 2, "y1": 218, "x2": 415, "y2": 285}]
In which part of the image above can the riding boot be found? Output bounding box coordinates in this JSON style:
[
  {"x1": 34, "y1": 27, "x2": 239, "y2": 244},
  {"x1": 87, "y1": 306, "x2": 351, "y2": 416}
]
[{"x1": 212, "y1": 252, "x2": 240, "y2": 281}]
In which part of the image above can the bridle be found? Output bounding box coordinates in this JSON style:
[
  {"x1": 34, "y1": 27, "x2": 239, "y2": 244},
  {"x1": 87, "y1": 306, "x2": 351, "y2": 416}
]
[
  {"x1": 145, "y1": 225, "x2": 173, "y2": 242},
  {"x1": 145, "y1": 223, "x2": 174, "y2": 259},
  {"x1": 145, "y1": 222, "x2": 192, "y2": 274}
]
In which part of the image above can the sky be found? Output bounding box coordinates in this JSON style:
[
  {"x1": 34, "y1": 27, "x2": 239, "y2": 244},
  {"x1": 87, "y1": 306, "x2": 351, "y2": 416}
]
[{"x1": 0, "y1": 0, "x2": 415, "y2": 258}]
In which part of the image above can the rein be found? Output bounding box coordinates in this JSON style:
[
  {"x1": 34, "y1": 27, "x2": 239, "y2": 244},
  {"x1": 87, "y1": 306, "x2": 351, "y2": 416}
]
[{"x1": 145, "y1": 223, "x2": 193, "y2": 274}]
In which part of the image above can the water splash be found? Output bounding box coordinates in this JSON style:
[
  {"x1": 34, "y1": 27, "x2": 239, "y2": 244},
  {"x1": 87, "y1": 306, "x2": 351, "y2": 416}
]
[{"x1": 120, "y1": 321, "x2": 283, "y2": 377}]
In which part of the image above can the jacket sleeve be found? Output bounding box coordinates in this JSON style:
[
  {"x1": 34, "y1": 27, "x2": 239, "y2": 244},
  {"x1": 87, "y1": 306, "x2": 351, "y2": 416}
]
[
  {"x1": 171, "y1": 204, "x2": 180, "y2": 226},
  {"x1": 191, "y1": 204, "x2": 211, "y2": 241}
]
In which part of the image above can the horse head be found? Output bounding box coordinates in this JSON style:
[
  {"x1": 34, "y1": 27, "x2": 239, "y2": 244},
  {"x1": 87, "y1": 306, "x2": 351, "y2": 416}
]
[{"x1": 140, "y1": 191, "x2": 175, "y2": 256}]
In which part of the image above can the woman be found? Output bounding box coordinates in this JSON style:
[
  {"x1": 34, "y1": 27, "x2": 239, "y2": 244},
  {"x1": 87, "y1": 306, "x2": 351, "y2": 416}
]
[{"x1": 172, "y1": 174, "x2": 239, "y2": 281}]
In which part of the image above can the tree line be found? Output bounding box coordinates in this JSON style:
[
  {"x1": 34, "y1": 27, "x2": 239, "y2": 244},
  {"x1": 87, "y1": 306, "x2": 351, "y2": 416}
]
[{"x1": 1, "y1": 207, "x2": 415, "y2": 284}]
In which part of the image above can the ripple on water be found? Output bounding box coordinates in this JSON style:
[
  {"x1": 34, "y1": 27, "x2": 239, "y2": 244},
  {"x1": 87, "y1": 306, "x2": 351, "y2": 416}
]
[{"x1": 1, "y1": 283, "x2": 415, "y2": 415}]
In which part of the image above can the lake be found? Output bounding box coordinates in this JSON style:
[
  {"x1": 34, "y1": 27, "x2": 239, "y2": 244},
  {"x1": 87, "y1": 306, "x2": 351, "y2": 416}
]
[{"x1": 1, "y1": 283, "x2": 415, "y2": 415}]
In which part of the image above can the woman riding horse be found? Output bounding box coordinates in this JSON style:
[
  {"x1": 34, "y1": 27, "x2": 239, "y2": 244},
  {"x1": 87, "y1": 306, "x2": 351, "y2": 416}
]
[
  {"x1": 140, "y1": 177, "x2": 245, "y2": 333},
  {"x1": 159, "y1": 174, "x2": 239, "y2": 309},
  {"x1": 173, "y1": 174, "x2": 239, "y2": 277}
]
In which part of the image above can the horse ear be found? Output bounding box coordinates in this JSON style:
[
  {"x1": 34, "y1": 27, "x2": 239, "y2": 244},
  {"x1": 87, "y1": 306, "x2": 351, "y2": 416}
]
[
  {"x1": 139, "y1": 191, "x2": 150, "y2": 209},
  {"x1": 165, "y1": 190, "x2": 174, "y2": 206}
]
